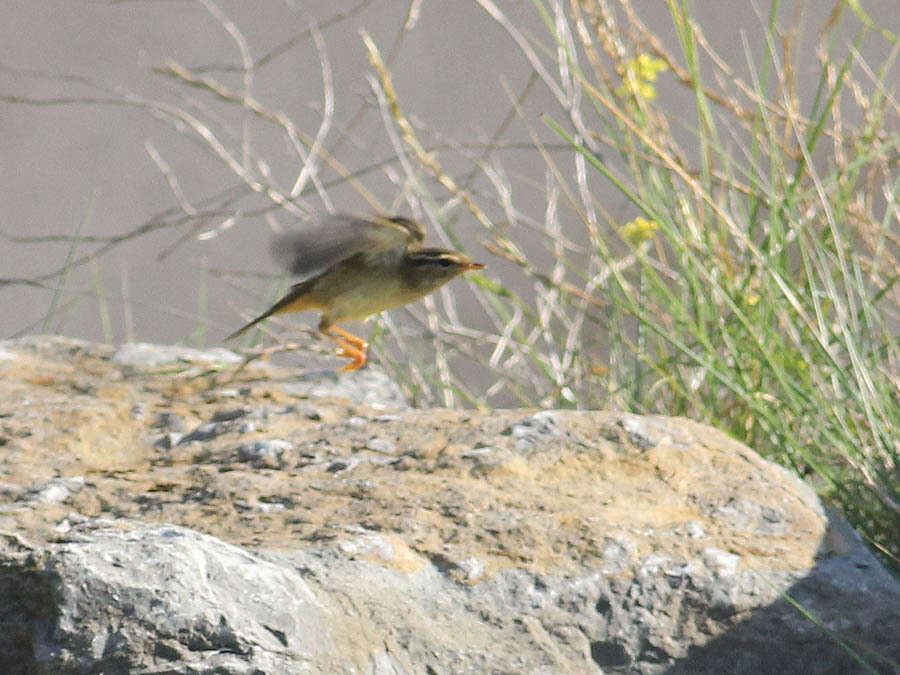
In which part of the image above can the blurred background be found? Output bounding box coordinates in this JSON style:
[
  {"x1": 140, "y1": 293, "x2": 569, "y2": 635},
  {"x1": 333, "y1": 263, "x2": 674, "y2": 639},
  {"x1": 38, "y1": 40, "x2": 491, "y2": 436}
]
[
  {"x1": 1, "y1": 1, "x2": 549, "y2": 347},
  {"x1": 1, "y1": 1, "x2": 891, "y2": 353}
]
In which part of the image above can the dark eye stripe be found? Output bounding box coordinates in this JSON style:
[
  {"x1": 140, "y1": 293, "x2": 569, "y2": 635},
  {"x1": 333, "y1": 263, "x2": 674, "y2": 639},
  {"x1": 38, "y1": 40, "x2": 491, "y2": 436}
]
[{"x1": 410, "y1": 254, "x2": 457, "y2": 265}]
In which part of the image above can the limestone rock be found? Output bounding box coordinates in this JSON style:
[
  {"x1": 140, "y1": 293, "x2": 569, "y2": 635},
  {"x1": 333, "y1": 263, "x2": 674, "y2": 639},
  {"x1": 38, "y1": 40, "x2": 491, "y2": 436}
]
[
  {"x1": 0, "y1": 337, "x2": 897, "y2": 674},
  {"x1": 0, "y1": 524, "x2": 363, "y2": 674}
]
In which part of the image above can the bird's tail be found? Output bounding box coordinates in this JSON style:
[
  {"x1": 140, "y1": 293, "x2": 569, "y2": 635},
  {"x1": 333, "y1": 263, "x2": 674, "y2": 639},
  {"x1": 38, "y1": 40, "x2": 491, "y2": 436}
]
[
  {"x1": 224, "y1": 280, "x2": 317, "y2": 341},
  {"x1": 224, "y1": 311, "x2": 274, "y2": 341}
]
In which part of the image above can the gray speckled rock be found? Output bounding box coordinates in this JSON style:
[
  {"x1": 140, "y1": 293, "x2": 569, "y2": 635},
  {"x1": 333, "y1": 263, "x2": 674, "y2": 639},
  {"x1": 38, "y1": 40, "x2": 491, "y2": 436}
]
[
  {"x1": 112, "y1": 342, "x2": 243, "y2": 367},
  {"x1": 1, "y1": 513, "x2": 897, "y2": 675},
  {"x1": 0, "y1": 338, "x2": 897, "y2": 674},
  {"x1": 281, "y1": 367, "x2": 408, "y2": 408},
  {"x1": 0, "y1": 523, "x2": 377, "y2": 674},
  {"x1": 107, "y1": 340, "x2": 408, "y2": 408}
]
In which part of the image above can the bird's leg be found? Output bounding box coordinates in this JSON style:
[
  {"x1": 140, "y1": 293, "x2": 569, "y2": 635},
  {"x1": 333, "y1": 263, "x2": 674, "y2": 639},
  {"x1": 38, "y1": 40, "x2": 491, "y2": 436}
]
[{"x1": 323, "y1": 325, "x2": 368, "y2": 371}]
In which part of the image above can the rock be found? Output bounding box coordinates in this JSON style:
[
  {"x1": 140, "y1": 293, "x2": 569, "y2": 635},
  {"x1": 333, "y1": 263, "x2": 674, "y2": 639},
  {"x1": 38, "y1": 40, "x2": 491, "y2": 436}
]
[
  {"x1": 365, "y1": 436, "x2": 397, "y2": 455},
  {"x1": 281, "y1": 367, "x2": 408, "y2": 408},
  {"x1": 235, "y1": 439, "x2": 293, "y2": 468},
  {"x1": 0, "y1": 523, "x2": 370, "y2": 674},
  {"x1": 27, "y1": 477, "x2": 85, "y2": 505},
  {"x1": 151, "y1": 411, "x2": 187, "y2": 432},
  {"x1": 153, "y1": 432, "x2": 183, "y2": 450},
  {"x1": 112, "y1": 342, "x2": 242, "y2": 368},
  {"x1": 0, "y1": 337, "x2": 897, "y2": 674},
  {"x1": 3, "y1": 513, "x2": 896, "y2": 675}
]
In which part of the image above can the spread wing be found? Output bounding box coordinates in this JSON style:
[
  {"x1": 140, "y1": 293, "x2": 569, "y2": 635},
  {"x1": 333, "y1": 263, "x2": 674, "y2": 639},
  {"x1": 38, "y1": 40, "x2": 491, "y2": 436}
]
[{"x1": 271, "y1": 214, "x2": 425, "y2": 278}]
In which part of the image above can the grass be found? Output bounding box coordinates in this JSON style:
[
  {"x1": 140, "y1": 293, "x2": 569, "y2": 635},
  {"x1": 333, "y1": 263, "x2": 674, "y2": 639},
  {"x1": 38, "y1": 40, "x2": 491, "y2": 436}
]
[
  {"x1": 561, "y1": 0, "x2": 899, "y2": 573},
  {"x1": 355, "y1": 1, "x2": 900, "y2": 579},
  {"x1": 460, "y1": 0, "x2": 900, "y2": 573}
]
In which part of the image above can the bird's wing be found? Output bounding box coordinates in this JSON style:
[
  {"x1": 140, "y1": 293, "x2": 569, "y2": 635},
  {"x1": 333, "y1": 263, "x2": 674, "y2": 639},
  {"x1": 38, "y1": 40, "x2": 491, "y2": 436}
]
[{"x1": 271, "y1": 214, "x2": 425, "y2": 278}]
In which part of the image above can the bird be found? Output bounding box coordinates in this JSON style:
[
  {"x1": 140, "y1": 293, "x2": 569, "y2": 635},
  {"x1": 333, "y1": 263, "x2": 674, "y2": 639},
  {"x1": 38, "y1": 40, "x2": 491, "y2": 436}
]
[{"x1": 225, "y1": 214, "x2": 484, "y2": 371}]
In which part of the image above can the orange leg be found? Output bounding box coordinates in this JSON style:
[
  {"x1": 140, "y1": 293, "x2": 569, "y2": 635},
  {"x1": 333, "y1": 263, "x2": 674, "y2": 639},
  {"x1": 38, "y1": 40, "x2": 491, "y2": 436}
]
[{"x1": 324, "y1": 325, "x2": 369, "y2": 371}]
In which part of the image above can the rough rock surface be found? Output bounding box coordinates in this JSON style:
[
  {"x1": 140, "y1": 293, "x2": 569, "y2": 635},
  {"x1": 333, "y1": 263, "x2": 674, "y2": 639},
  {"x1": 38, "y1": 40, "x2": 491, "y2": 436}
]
[{"x1": 0, "y1": 336, "x2": 897, "y2": 674}]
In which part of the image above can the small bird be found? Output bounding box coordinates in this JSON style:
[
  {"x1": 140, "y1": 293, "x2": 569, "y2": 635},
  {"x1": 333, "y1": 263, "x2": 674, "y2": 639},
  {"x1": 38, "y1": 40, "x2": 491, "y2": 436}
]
[{"x1": 226, "y1": 214, "x2": 484, "y2": 371}]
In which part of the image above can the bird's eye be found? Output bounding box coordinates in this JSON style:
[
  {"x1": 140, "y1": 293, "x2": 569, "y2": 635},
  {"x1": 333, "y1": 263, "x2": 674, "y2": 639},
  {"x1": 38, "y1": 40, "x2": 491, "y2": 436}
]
[{"x1": 439, "y1": 258, "x2": 453, "y2": 267}]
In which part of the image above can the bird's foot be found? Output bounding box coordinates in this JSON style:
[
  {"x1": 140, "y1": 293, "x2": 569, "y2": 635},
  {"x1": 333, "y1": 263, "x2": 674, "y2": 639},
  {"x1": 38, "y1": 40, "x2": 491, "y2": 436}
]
[{"x1": 324, "y1": 326, "x2": 368, "y2": 371}]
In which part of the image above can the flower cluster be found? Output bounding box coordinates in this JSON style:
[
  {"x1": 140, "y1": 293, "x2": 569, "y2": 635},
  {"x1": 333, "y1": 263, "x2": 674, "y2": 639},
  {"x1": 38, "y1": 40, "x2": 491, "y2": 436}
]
[{"x1": 619, "y1": 54, "x2": 668, "y2": 100}]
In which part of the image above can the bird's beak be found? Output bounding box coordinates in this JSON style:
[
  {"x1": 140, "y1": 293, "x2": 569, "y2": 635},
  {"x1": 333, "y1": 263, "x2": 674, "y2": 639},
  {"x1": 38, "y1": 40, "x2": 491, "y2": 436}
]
[{"x1": 463, "y1": 262, "x2": 486, "y2": 271}]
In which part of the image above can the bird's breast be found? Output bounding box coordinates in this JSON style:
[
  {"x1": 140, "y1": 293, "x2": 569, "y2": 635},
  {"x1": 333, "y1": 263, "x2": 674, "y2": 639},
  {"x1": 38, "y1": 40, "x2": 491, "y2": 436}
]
[{"x1": 309, "y1": 264, "x2": 424, "y2": 322}]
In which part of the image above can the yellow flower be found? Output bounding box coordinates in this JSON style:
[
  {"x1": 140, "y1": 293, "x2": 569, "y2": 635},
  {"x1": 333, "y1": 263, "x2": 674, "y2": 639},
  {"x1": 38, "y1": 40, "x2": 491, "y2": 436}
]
[
  {"x1": 618, "y1": 54, "x2": 668, "y2": 100},
  {"x1": 620, "y1": 217, "x2": 660, "y2": 244}
]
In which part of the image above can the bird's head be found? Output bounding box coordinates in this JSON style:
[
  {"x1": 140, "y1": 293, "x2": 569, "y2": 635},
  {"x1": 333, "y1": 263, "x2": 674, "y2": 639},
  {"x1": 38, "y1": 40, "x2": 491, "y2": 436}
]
[{"x1": 402, "y1": 249, "x2": 485, "y2": 293}]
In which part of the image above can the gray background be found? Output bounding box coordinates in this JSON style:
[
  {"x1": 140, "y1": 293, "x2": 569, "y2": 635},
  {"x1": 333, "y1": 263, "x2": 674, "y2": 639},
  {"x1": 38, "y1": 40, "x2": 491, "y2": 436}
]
[{"x1": 1, "y1": 1, "x2": 896, "y2": 352}]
